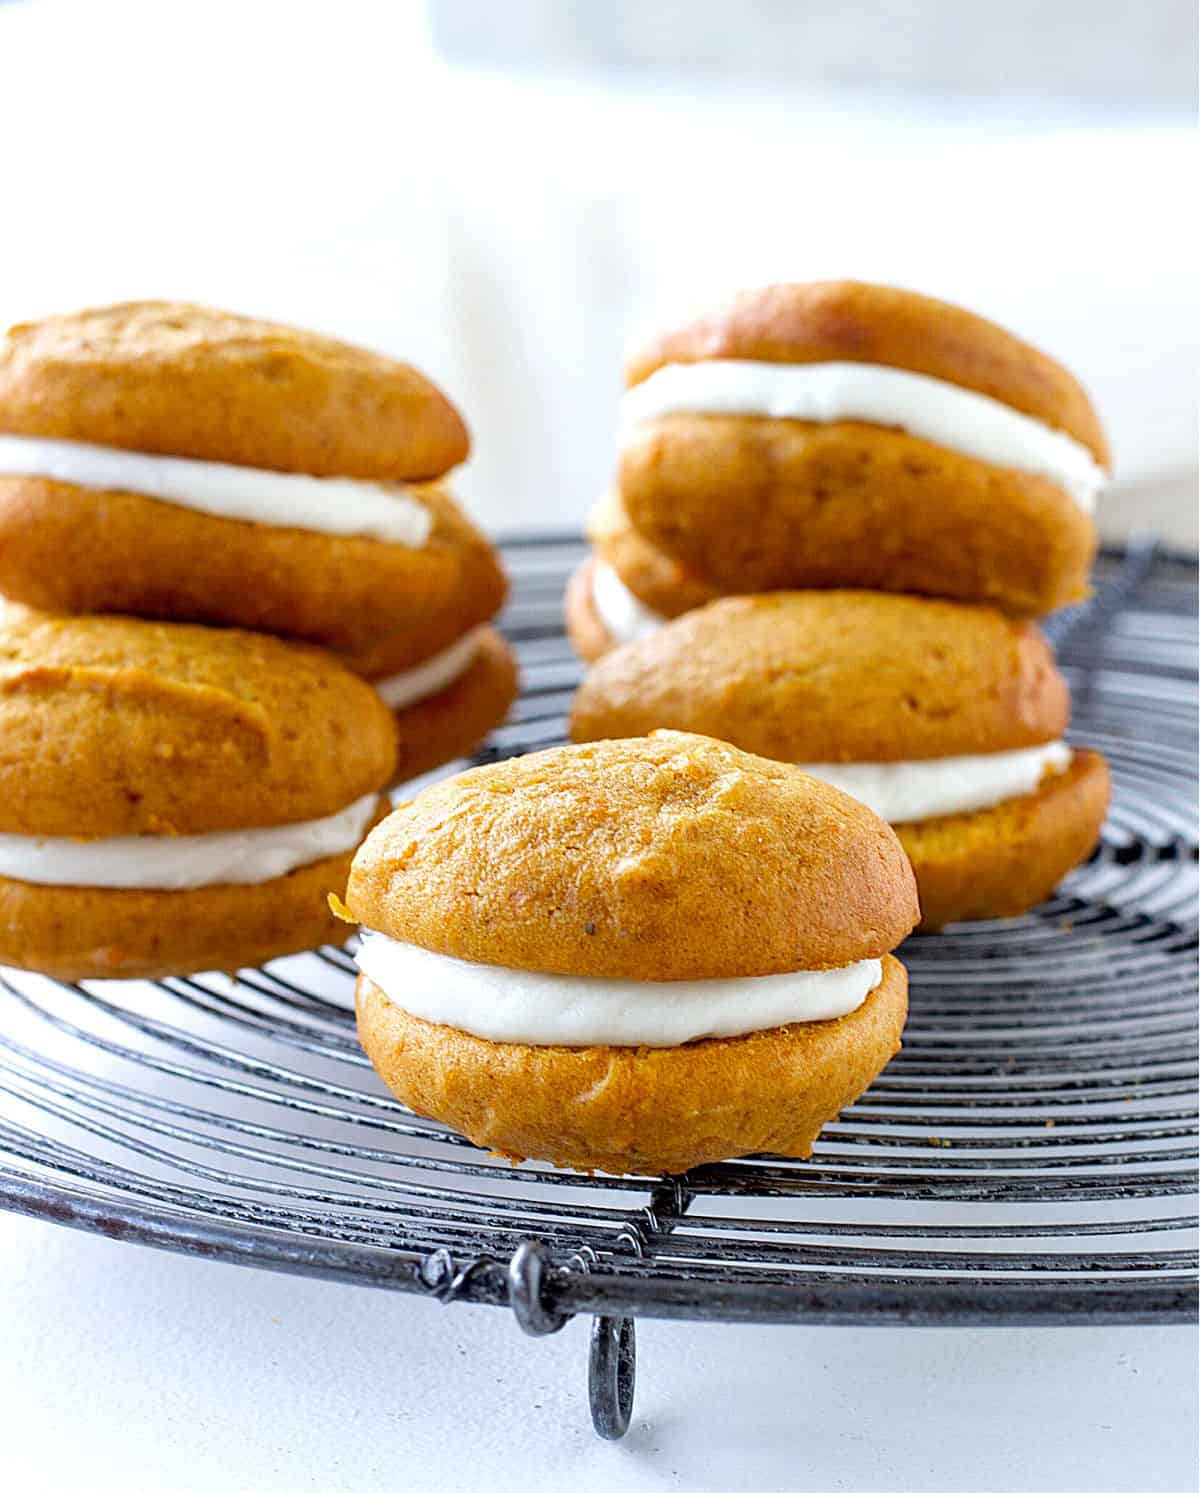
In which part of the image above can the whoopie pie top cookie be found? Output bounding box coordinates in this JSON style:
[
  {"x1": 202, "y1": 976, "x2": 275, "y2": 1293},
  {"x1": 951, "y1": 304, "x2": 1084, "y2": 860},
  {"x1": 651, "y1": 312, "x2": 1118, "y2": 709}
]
[
  {"x1": 570, "y1": 592, "x2": 1073, "y2": 826},
  {"x1": 0, "y1": 301, "x2": 466, "y2": 477},
  {"x1": 617, "y1": 281, "x2": 1107, "y2": 614},
  {"x1": 0, "y1": 602, "x2": 396, "y2": 842},
  {"x1": 345, "y1": 730, "x2": 918, "y2": 982},
  {"x1": 0, "y1": 303, "x2": 498, "y2": 649},
  {"x1": 587, "y1": 489, "x2": 721, "y2": 621}
]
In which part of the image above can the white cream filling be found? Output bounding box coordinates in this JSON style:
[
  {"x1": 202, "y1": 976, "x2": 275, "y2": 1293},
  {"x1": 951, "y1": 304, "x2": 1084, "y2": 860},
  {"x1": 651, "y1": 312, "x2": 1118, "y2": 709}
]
[
  {"x1": 801, "y1": 741, "x2": 1072, "y2": 824},
  {"x1": 355, "y1": 932, "x2": 882, "y2": 1047},
  {"x1": 373, "y1": 626, "x2": 485, "y2": 710},
  {"x1": 0, "y1": 791, "x2": 380, "y2": 890},
  {"x1": 0, "y1": 434, "x2": 433, "y2": 545},
  {"x1": 619, "y1": 360, "x2": 1105, "y2": 513},
  {"x1": 591, "y1": 561, "x2": 665, "y2": 645}
]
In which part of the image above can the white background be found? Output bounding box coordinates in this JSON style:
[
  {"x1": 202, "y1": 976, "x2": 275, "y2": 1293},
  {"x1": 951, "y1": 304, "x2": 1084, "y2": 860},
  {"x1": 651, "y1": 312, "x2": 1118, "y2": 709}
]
[
  {"x1": 0, "y1": 2, "x2": 1195, "y2": 543},
  {"x1": 0, "y1": 4, "x2": 1196, "y2": 1489}
]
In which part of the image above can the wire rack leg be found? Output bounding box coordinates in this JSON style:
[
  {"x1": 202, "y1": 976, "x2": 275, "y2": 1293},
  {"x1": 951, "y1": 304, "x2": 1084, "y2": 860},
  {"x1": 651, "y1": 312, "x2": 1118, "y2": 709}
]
[{"x1": 589, "y1": 1314, "x2": 636, "y2": 1439}]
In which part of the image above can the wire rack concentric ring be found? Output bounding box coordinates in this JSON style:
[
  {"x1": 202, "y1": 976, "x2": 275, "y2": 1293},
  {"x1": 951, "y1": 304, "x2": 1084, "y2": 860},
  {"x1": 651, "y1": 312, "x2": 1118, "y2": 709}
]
[{"x1": 1, "y1": 537, "x2": 1196, "y2": 1433}]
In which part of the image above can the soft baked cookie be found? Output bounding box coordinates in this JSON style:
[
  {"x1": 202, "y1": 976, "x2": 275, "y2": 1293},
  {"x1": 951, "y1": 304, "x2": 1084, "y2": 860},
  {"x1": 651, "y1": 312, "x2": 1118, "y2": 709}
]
[
  {"x1": 345, "y1": 731, "x2": 918, "y2": 1175},
  {"x1": 0, "y1": 302, "x2": 504, "y2": 650},
  {"x1": 570, "y1": 592, "x2": 1110, "y2": 929},
  {"x1": 618, "y1": 282, "x2": 1107, "y2": 615},
  {"x1": 0, "y1": 603, "x2": 396, "y2": 979},
  {"x1": 362, "y1": 625, "x2": 518, "y2": 783},
  {"x1": 566, "y1": 492, "x2": 721, "y2": 661},
  {"x1": 334, "y1": 526, "x2": 517, "y2": 782}
]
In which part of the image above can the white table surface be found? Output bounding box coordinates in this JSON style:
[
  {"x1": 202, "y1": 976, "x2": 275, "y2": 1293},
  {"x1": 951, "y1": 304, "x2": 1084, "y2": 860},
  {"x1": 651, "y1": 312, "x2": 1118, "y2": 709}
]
[{"x1": 2, "y1": 1209, "x2": 1195, "y2": 1492}]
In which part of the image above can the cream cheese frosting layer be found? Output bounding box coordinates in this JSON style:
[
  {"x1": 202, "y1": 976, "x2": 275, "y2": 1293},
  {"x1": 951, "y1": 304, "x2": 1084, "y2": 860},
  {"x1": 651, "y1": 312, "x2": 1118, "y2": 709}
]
[
  {"x1": 800, "y1": 741, "x2": 1072, "y2": 825},
  {"x1": 0, "y1": 434, "x2": 433, "y2": 545},
  {"x1": 373, "y1": 626, "x2": 485, "y2": 710},
  {"x1": 0, "y1": 791, "x2": 381, "y2": 890},
  {"x1": 591, "y1": 561, "x2": 665, "y2": 645},
  {"x1": 619, "y1": 360, "x2": 1105, "y2": 513},
  {"x1": 355, "y1": 932, "x2": 881, "y2": 1047}
]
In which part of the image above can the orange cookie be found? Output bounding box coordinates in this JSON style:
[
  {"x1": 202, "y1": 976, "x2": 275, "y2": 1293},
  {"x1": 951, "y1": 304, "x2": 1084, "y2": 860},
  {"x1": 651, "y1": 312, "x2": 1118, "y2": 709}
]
[
  {"x1": 0, "y1": 603, "x2": 396, "y2": 978},
  {"x1": 566, "y1": 493, "x2": 723, "y2": 662},
  {"x1": 375, "y1": 626, "x2": 519, "y2": 784},
  {"x1": 619, "y1": 282, "x2": 1105, "y2": 615},
  {"x1": 588, "y1": 488, "x2": 721, "y2": 618},
  {"x1": 571, "y1": 592, "x2": 1109, "y2": 927},
  {"x1": 0, "y1": 302, "x2": 504, "y2": 650},
  {"x1": 345, "y1": 731, "x2": 917, "y2": 1174}
]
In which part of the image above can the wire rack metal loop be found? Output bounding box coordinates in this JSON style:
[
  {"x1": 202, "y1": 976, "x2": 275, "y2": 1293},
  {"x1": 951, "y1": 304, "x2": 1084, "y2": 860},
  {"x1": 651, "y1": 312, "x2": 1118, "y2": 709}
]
[
  {"x1": 590, "y1": 1314, "x2": 637, "y2": 1440},
  {"x1": 508, "y1": 1239, "x2": 572, "y2": 1336}
]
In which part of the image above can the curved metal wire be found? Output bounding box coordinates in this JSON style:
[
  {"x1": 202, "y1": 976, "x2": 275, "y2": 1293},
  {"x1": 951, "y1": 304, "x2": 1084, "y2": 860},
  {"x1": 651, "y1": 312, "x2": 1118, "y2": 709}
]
[{"x1": 0, "y1": 539, "x2": 1195, "y2": 1329}]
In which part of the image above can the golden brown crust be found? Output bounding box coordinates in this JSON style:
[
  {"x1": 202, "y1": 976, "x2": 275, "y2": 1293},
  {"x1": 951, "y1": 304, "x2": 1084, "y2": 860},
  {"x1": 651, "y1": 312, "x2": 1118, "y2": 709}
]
[
  {"x1": 0, "y1": 609, "x2": 396, "y2": 837},
  {"x1": 569, "y1": 591, "x2": 1068, "y2": 762},
  {"x1": 0, "y1": 301, "x2": 468, "y2": 478},
  {"x1": 355, "y1": 954, "x2": 908, "y2": 1174},
  {"x1": 626, "y1": 281, "x2": 1108, "y2": 463},
  {"x1": 0, "y1": 826, "x2": 382, "y2": 982},
  {"x1": 346, "y1": 731, "x2": 918, "y2": 979},
  {"x1": 390, "y1": 628, "x2": 518, "y2": 784},
  {"x1": 0, "y1": 481, "x2": 507, "y2": 651},
  {"x1": 619, "y1": 413, "x2": 1096, "y2": 614},
  {"x1": 587, "y1": 489, "x2": 721, "y2": 618},
  {"x1": 333, "y1": 507, "x2": 507, "y2": 675},
  {"x1": 900, "y1": 749, "x2": 1110, "y2": 929},
  {"x1": 564, "y1": 557, "x2": 620, "y2": 663}
]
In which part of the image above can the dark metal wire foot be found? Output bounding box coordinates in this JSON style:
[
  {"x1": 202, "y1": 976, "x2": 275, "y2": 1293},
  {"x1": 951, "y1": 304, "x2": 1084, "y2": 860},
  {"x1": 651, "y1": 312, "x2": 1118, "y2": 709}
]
[
  {"x1": 508, "y1": 1239, "x2": 639, "y2": 1438},
  {"x1": 589, "y1": 1314, "x2": 636, "y2": 1439}
]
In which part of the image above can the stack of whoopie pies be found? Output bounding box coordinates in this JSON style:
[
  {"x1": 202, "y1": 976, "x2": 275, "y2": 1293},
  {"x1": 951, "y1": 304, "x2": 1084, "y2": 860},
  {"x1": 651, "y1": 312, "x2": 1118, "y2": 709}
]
[
  {"x1": 0, "y1": 302, "x2": 515, "y2": 978},
  {"x1": 568, "y1": 281, "x2": 1112, "y2": 927}
]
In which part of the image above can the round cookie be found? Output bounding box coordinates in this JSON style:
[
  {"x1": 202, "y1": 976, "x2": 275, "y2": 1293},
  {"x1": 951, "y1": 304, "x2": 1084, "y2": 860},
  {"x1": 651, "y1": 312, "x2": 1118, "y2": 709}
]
[
  {"x1": 0, "y1": 301, "x2": 467, "y2": 477},
  {"x1": 894, "y1": 750, "x2": 1110, "y2": 930},
  {"x1": 619, "y1": 281, "x2": 1105, "y2": 615},
  {"x1": 565, "y1": 558, "x2": 618, "y2": 664},
  {"x1": 588, "y1": 489, "x2": 721, "y2": 619},
  {"x1": 570, "y1": 591, "x2": 1069, "y2": 763},
  {"x1": 345, "y1": 732, "x2": 919, "y2": 1174},
  {"x1": 336, "y1": 504, "x2": 507, "y2": 678},
  {"x1": 0, "y1": 604, "x2": 397, "y2": 978},
  {"x1": 566, "y1": 493, "x2": 722, "y2": 663},
  {"x1": 383, "y1": 627, "x2": 518, "y2": 784},
  {"x1": 0, "y1": 838, "x2": 382, "y2": 984},
  {"x1": 0, "y1": 303, "x2": 500, "y2": 650},
  {"x1": 348, "y1": 731, "x2": 917, "y2": 979},
  {"x1": 356, "y1": 955, "x2": 908, "y2": 1175},
  {"x1": 570, "y1": 592, "x2": 1108, "y2": 928}
]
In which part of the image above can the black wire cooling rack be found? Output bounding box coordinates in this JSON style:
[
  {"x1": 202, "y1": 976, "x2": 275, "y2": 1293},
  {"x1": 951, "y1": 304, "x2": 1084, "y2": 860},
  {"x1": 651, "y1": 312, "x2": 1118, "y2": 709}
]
[{"x1": 0, "y1": 536, "x2": 1196, "y2": 1439}]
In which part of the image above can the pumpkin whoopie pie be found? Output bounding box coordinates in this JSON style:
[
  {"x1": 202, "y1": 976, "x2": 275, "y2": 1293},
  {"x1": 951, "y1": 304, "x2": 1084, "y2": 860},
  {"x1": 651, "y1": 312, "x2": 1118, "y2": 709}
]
[
  {"x1": 345, "y1": 731, "x2": 918, "y2": 1175},
  {"x1": 0, "y1": 602, "x2": 396, "y2": 980},
  {"x1": 570, "y1": 593, "x2": 1111, "y2": 930},
  {"x1": 617, "y1": 281, "x2": 1108, "y2": 616},
  {"x1": 0, "y1": 301, "x2": 507, "y2": 652},
  {"x1": 565, "y1": 490, "x2": 719, "y2": 662}
]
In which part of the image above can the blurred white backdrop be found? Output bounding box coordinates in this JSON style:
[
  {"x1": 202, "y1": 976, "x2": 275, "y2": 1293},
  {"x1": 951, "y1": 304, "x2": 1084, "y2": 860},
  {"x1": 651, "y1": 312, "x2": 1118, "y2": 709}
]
[{"x1": 0, "y1": 0, "x2": 1195, "y2": 544}]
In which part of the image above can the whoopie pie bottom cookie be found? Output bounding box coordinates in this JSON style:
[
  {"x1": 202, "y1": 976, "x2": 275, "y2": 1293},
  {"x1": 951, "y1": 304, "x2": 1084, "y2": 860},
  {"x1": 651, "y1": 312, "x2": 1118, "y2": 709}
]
[
  {"x1": 897, "y1": 749, "x2": 1109, "y2": 930},
  {"x1": 357, "y1": 956, "x2": 907, "y2": 1175},
  {"x1": 0, "y1": 828, "x2": 386, "y2": 983}
]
